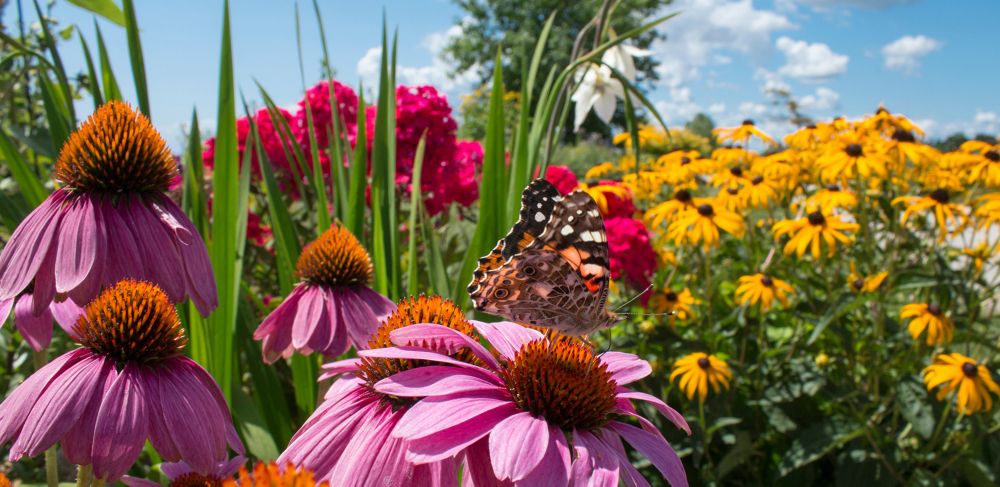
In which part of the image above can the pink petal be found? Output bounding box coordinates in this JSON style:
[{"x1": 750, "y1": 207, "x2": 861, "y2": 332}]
[
  {"x1": 401, "y1": 397, "x2": 519, "y2": 463},
  {"x1": 125, "y1": 196, "x2": 186, "y2": 302},
  {"x1": 14, "y1": 294, "x2": 53, "y2": 351},
  {"x1": 98, "y1": 197, "x2": 144, "y2": 288},
  {"x1": 292, "y1": 285, "x2": 327, "y2": 351},
  {"x1": 91, "y1": 365, "x2": 149, "y2": 481},
  {"x1": 326, "y1": 406, "x2": 408, "y2": 485},
  {"x1": 359, "y1": 346, "x2": 485, "y2": 372},
  {"x1": 0, "y1": 298, "x2": 12, "y2": 323},
  {"x1": 320, "y1": 288, "x2": 348, "y2": 356},
  {"x1": 11, "y1": 351, "x2": 110, "y2": 459},
  {"x1": 616, "y1": 389, "x2": 690, "y2": 435},
  {"x1": 570, "y1": 429, "x2": 619, "y2": 487},
  {"x1": 30, "y1": 243, "x2": 57, "y2": 316},
  {"x1": 610, "y1": 421, "x2": 687, "y2": 487},
  {"x1": 50, "y1": 298, "x2": 84, "y2": 337},
  {"x1": 179, "y1": 358, "x2": 243, "y2": 456},
  {"x1": 601, "y1": 351, "x2": 652, "y2": 385},
  {"x1": 374, "y1": 366, "x2": 502, "y2": 398},
  {"x1": 54, "y1": 196, "x2": 102, "y2": 293},
  {"x1": 597, "y1": 429, "x2": 650, "y2": 487},
  {"x1": 120, "y1": 477, "x2": 161, "y2": 487},
  {"x1": 279, "y1": 386, "x2": 374, "y2": 476},
  {"x1": 141, "y1": 368, "x2": 181, "y2": 462},
  {"x1": 461, "y1": 438, "x2": 513, "y2": 487},
  {"x1": 338, "y1": 288, "x2": 379, "y2": 348},
  {"x1": 488, "y1": 412, "x2": 550, "y2": 481},
  {"x1": 389, "y1": 323, "x2": 499, "y2": 369},
  {"x1": 157, "y1": 198, "x2": 217, "y2": 315},
  {"x1": 517, "y1": 423, "x2": 571, "y2": 486},
  {"x1": 157, "y1": 362, "x2": 229, "y2": 471},
  {"x1": 472, "y1": 321, "x2": 544, "y2": 361},
  {"x1": 0, "y1": 349, "x2": 81, "y2": 445},
  {"x1": 254, "y1": 285, "x2": 303, "y2": 363},
  {"x1": 356, "y1": 286, "x2": 396, "y2": 322},
  {"x1": 0, "y1": 190, "x2": 66, "y2": 300},
  {"x1": 61, "y1": 359, "x2": 115, "y2": 466},
  {"x1": 318, "y1": 358, "x2": 362, "y2": 381}
]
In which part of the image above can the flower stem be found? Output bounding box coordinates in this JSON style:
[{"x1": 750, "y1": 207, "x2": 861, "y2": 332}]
[
  {"x1": 76, "y1": 465, "x2": 93, "y2": 487},
  {"x1": 33, "y1": 349, "x2": 59, "y2": 487}
]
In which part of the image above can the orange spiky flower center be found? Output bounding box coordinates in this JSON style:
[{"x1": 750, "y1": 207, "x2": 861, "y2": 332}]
[
  {"x1": 500, "y1": 339, "x2": 617, "y2": 430},
  {"x1": 170, "y1": 473, "x2": 224, "y2": 487},
  {"x1": 296, "y1": 223, "x2": 372, "y2": 288},
  {"x1": 358, "y1": 296, "x2": 479, "y2": 405},
  {"x1": 55, "y1": 101, "x2": 177, "y2": 194},
  {"x1": 74, "y1": 279, "x2": 186, "y2": 365},
  {"x1": 225, "y1": 462, "x2": 328, "y2": 487}
]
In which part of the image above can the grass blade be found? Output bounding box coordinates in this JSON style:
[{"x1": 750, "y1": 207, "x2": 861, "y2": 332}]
[
  {"x1": 67, "y1": 0, "x2": 126, "y2": 26},
  {"x1": 94, "y1": 21, "x2": 122, "y2": 102},
  {"x1": 406, "y1": 132, "x2": 427, "y2": 296},
  {"x1": 122, "y1": 0, "x2": 150, "y2": 115},
  {"x1": 0, "y1": 129, "x2": 48, "y2": 207},
  {"x1": 369, "y1": 22, "x2": 396, "y2": 298},
  {"x1": 78, "y1": 31, "x2": 103, "y2": 109},
  {"x1": 33, "y1": 0, "x2": 76, "y2": 122},
  {"x1": 345, "y1": 89, "x2": 367, "y2": 238},
  {"x1": 182, "y1": 109, "x2": 209, "y2": 237},
  {"x1": 37, "y1": 72, "x2": 72, "y2": 151},
  {"x1": 294, "y1": 3, "x2": 331, "y2": 232}
]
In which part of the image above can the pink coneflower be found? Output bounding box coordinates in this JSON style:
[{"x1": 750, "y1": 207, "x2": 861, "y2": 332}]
[
  {"x1": 253, "y1": 223, "x2": 394, "y2": 363},
  {"x1": 277, "y1": 296, "x2": 464, "y2": 485},
  {"x1": 122, "y1": 456, "x2": 245, "y2": 486},
  {"x1": 0, "y1": 101, "x2": 217, "y2": 315},
  {"x1": 0, "y1": 279, "x2": 243, "y2": 481},
  {"x1": 363, "y1": 321, "x2": 691, "y2": 486},
  {"x1": 0, "y1": 292, "x2": 81, "y2": 351}
]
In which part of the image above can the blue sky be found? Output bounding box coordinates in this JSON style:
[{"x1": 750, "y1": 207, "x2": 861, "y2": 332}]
[{"x1": 6, "y1": 0, "x2": 998, "y2": 148}]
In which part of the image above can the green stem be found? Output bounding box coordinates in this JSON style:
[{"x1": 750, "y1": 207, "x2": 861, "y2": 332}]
[
  {"x1": 76, "y1": 464, "x2": 93, "y2": 487},
  {"x1": 34, "y1": 350, "x2": 59, "y2": 487}
]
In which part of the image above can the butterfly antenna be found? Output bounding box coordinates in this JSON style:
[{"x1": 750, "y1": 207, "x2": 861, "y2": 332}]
[
  {"x1": 613, "y1": 284, "x2": 654, "y2": 312},
  {"x1": 619, "y1": 311, "x2": 676, "y2": 317}
]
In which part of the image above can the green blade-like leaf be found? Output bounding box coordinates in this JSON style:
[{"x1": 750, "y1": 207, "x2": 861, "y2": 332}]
[
  {"x1": 295, "y1": 3, "x2": 331, "y2": 233},
  {"x1": 67, "y1": 0, "x2": 126, "y2": 26},
  {"x1": 407, "y1": 132, "x2": 427, "y2": 296},
  {"x1": 370, "y1": 22, "x2": 396, "y2": 298},
  {"x1": 419, "y1": 206, "x2": 450, "y2": 297},
  {"x1": 37, "y1": 72, "x2": 72, "y2": 151},
  {"x1": 345, "y1": 88, "x2": 367, "y2": 238},
  {"x1": 0, "y1": 129, "x2": 49, "y2": 208},
  {"x1": 33, "y1": 0, "x2": 76, "y2": 122},
  {"x1": 94, "y1": 21, "x2": 122, "y2": 102},
  {"x1": 122, "y1": 0, "x2": 150, "y2": 115},
  {"x1": 78, "y1": 31, "x2": 103, "y2": 109},
  {"x1": 236, "y1": 294, "x2": 295, "y2": 450},
  {"x1": 454, "y1": 52, "x2": 506, "y2": 307},
  {"x1": 182, "y1": 109, "x2": 209, "y2": 237},
  {"x1": 256, "y1": 83, "x2": 310, "y2": 201}
]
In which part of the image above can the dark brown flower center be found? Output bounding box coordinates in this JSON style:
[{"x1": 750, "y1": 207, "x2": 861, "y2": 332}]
[
  {"x1": 845, "y1": 144, "x2": 863, "y2": 158},
  {"x1": 170, "y1": 473, "x2": 224, "y2": 487},
  {"x1": 986, "y1": 150, "x2": 999, "y2": 162},
  {"x1": 697, "y1": 357, "x2": 711, "y2": 369},
  {"x1": 55, "y1": 101, "x2": 177, "y2": 194},
  {"x1": 680, "y1": 156, "x2": 691, "y2": 165},
  {"x1": 358, "y1": 296, "x2": 479, "y2": 406},
  {"x1": 807, "y1": 211, "x2": 826, "y2": 226},
  {"x1": 730, "y1": 167, "x2": 744, "y2": 177},
  {"x1": 806, "y1": 124, "x2": 817, "y2": 130},
  {"x1": 875, "y1": 107, "x2": 889, "y2": 115},
  {"x1": 726, "y1": 187, "x2": 739, "y2": 195},
  {"x1": 962, "y1": 362, "x2": 978, "y2": 378},
  {"x1": 742, "y1": 119, "x2": 755, "y2": 126},
  {"x1": 675, "y1": 189, "x2": 692, "y2": 203},
  {"x1": 927, "y1": 303, "x2": 941, "y2": 316},
  {"x1": 892, "y1": 129, "x2": 915, "y2": 143},
  {"x1": 751, "y1": 176, "x2": 764, "y2": 185},
  {"x1": 500, "y1": 339, "x2": 616, "y2": 430},
  {"x1": 697, "y1": 204, "x2": 715, "y2": 217},
  {"x1": 929, "y1": 189, "x2": 949, "y2": 204},
  {"x1": 852, "y1": 278, "x2": 865, "y2": 290},
  {"x1": 665, "y1": 291, "x2": 678, "y2": 302},
  {"x1": 75, "y1": 280, "x2": 186, "y2": 365},
  {"x1": 296, "y1": 223, "x2": 372, "y2": 288},
  {"x1": 825, "y1": 184, "x2": 841, "y2": 191}
]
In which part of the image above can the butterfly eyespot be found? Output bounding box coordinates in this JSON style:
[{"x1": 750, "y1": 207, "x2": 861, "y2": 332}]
[
  {"x1": 494, "y1": 288, "x2": 510, "y2": 299},
  {"x1": 523, "y1": 266, "x2": 537, "y2": 276}
]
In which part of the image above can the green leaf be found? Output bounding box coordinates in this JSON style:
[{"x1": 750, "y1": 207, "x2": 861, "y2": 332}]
[
  {"x1": 455, "y1": 51, "x2": 506, "y2": 307},
  {"x1": 778, "y1": 420, "x2": 864, "y2": 477},
  {"x1": 94, "y1": 21, "x2": 123, "y2": 102},
  {"x1": 294, "y1": 3, "x2": 331, "y2": 233},
  {"x1": 345, "y1": 88, "x2": 368, "y2": 238},
  {"x1": 407, "y1": 132, "x2": 427, "y2": 296},
  {"x1": 897, "y1": 379, "x2": 935, "y2": 439},
  {"x1": 33, "y1": 0, "x2": 76, "y2": 122},
  {"x1": 67, "y1": 0, "x2": 126, "y2": 26},
  {"x1": 182, "y1": 110, "x2": 209, "y2": 237},
  {"x1": 122, "y1": 0, "x2": 150, "y2": 115},
  {"x1": 37, "y1": 72, "x2": 72, "y2": 151},
  {"x1": 420, "y1": 206, "x2": 450, "y2": 297},
  {"x1": 807, "y1": 293, "x2": 866, "y2": 345},
  {"x1": 370, "y1": 22, "x2": 398, "y2": 299},
  {"x1": 78, "y1": 31, "x2": 103, "y2": 109},
  {"x1": 955, "y1": 458, "x2": 996, "y2": 487},
  {"x1": 0, "y1": 129, "x2": 48, "y2": 208},
  {"x1": 236, "y1": 295, "x2": 295, "y2": 451},
  {"x1": 716, "y1": 431, "x2": 753, "y2": 481}
]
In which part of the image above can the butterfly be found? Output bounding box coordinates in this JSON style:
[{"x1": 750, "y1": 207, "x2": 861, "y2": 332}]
[{"x1": 467, "y1": 178, "x2": 620, "y2": 336}]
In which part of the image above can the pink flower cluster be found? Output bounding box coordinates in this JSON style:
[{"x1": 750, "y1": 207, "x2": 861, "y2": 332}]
[
  {"x1": 606, "y1": 216, "x2": 657, "y2": 289},
  {"x1": 542, "y1": 165, "x2": 579, "y2": 196}
]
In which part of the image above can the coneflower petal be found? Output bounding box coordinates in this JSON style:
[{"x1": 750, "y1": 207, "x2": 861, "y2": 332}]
[
  {"x1": 55, "y1": 196, "x2": 101, "y2": 293},
  {"x1": 489, "y1": 411, "x2": 549, "y2": 481},
  {"x1": 292, "y1": 285, "x2": 327, "y2": 351},
  {"x1": 13, "y1": 294, "x2": 53, "y2": 351},
  {"x1": 404, "y1": 400, "x2": 517, "y2": 464},
  {"x1": 611, "y1": 421, "x2": 687, "y2": 487},
  {"x1": 91, "y1": 365, "x2": 149, "y2": 481},
  {"x1": 0, "y1": 190, "x2": 66, "y2": 300},
  {"x1": 0, "y1": 349, "x2": 78, "y2": 446},
  {"x1": 158, "y1": 198, "x2": 217, "y2": 315}
]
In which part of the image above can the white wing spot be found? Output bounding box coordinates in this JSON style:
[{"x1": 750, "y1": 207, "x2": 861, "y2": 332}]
[
  {"x1": 588, "y1": 210, "x2": 599, "y2": 217},
  {"x1": 534, "y1": 212, "x2": 546, "y2": 222},
  {"x1": 567, "y1": 216, "x2": 575, "y2": 222},
  {"x1": 560, "y1": 224, "x2": 574, "y2": 236},
  {"x1": 536, "y1": 203, "x2": 543, "y2": 208},
  {"x1": 576, "y1": 210, "x2": 583, "y2": 215}
]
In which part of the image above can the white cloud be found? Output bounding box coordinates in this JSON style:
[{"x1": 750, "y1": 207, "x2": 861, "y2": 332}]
[
  {"x1": 355, "y1": 24, "x2": 479, "y2": 101},
  {"x1": 975, "y1": 110, "x2": 999, "y2": 134},
  {"x1": 755, "y1": 69, "x2": 790, "y2": 96},
  {"x1": 779, "y1": 0, "x2": 917, "y2": 11},
  {"x1": 652, "y1": 0, "x2": 795, "y2": 87},
  {"x1": 798, "y1": 87, "x2": 840, "y2": 111},
  {"x1": 708, "y1": 103, "x2": 726, "y2": 115},
  {"x1": 775, "y1": 36, "x2": 848, "y2": 81},
  {"x1": 882, "y1": 35, "x2": 941, "y2": 73},
  {"x1": 656, "y1": 86, "x2": 702, "y2": 123}
]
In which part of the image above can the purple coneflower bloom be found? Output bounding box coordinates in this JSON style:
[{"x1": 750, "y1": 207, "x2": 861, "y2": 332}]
[
  {"x1": 363, "y1": 321, "x2": 691, "y2": 486},
  {"x1": 277, "y1": 296, "x2": 464, "y2": 485},
  {"x1": 253, "y1": 222, "x2": 394, "y2": 363},
  {"x1": 121, "y1": 455, "x2": 245, "y2": 486},
  {"x1": 0, "y1": 101, "x2": 216, "y2": 316},
  {"x1": 0, "y1": 279, "x2": 243, "y2": 481},
  {"x1": 0, "y1": 292, "x2": 82, "y2": 351}
]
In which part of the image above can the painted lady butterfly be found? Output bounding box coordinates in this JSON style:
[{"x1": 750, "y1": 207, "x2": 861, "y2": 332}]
[{"x1": 467, "y1": 178, "x2": 620, "y2": 336}]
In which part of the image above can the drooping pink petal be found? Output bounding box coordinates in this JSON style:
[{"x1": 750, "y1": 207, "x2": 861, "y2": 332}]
[
  {"x1": 157, "y1": 197, "x2": 217, "y2": 315},
  {"x1": 570, "y1": 429, "x2": 619, "y2": 487},
  {"x1": 389, "y1": 323, "x2": 499, "y2": 369},
  {"x1": 596, "y1": 428, "x2": 651, "y2": 487},
  {"x1": 0, "y1": 349, "x2": 82, "y2": 445},
  {"x1": 338, "y1": 288, "x2": 380, "y2": 348},
  {"x1": 0, "y1": 190, "x2": 66, "y2": 300},
  {"x1": 516, "y1": 423, "x2": 571, "y2": 486},
  {"x1": 374, "y1": 366, "x2": 502, "y2": 398},
  {"x1": 411, "y1": 458, "x2": 459, "y2": 487},
  {"x1": 140, "y1": 368, "x2": 181, "y2": 462},
  {"x1": 292, "y1": 285, "x2": 328, "y2": 351},
  {"x1": 461, "y1": 438, "x2": 514, "y2": 487},
  {"x1": 125, "y1": 195, "x2": 186, "y2": 301},
  {"x1": 601, "y1": 351, "x2": 652, "y2": 385},
  {"x1": 11, "y1": 351, "x2": 111, "y2": 459},
  {"x1": 401, "y1": 397, "x2": 519, "y2": 463},
  {"x1": 61, "y1": 359, "x2": 115, "y2": 466},
  {"x1": 91, "y1": 365, "x2": 149, "y2": 481},
  {"x1": 30, "y1": 243, "x2": 57, "y2": 316},
  {"x1": 325, "y1": 405, "x2": 406, "y2": 485},
  {"x1": 616, "y1": 389, "x2": 690, "y2": 435},
  {"x1": 0, "y1": 298, "x2": 12, "y2": 324},
  {"x1": 254, "y1": 285, "x2": 304, "y2": 364},
  {"x1": 320, "y1": 288, "x2": 349, "y2": 356},
  {"x1": 355, "y1": 285, "x2": 396, "y2": 321},
  {"x1": 318, "y1": 358, "x2": 362, "y2": 381},
  {"x1": 98, "y1": 196, "x2": 144, "y2": 290},
  {"x1": 488, "y1": 412, "x2": 550, "y2": 481},
  {"x1": 359, "y1": 346, "x2": 484, "y2": 372},
  {"x1": 157, "y1": 361, "x2": 229, "y2": 472},
  {"x1": 14, "y1": 294, "x2": 53, "y2": 351},
  {"x1": 610, "y1": 421, "x2": 688, "y2": 487},
  {"x1": 54, "y1": 196, "x2": 102, "y2": 293},
  {"x1": 180, "y1": 357, "x2": 244, "y2": 456},
  {"x1": 50, "y1": 298, "x2": 84, "y2": 337},
  {"x1": 472, "y1": 321, "x2": 544, "y2": 361},
  {"x1": 279, "y1": 383, "x2": 374, "y2": 477}
]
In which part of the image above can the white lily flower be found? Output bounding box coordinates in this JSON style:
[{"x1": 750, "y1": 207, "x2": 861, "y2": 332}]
[
  {"x1": 571, "y1": 63, "x2": 625, "y2": 129},
  {"x1": 601, "y1": 43, "x2": 652, "y2": 82}
]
